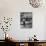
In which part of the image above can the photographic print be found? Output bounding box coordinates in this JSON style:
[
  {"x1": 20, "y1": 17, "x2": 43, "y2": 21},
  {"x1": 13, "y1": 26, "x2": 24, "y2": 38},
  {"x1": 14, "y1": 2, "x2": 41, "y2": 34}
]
[{"x1": 20, "y1": 12, "x2": 32, "y2": 28}]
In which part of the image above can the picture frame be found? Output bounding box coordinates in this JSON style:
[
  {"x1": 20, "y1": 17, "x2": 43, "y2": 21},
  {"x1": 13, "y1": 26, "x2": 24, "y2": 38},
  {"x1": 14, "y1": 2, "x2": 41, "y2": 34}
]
[{"x1": 20, "y1": 12, "x2": 32, "y2": 28}]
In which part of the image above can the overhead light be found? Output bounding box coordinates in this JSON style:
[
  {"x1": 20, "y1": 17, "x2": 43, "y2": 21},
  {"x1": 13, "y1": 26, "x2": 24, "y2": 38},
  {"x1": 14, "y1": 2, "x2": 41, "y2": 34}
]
[{"x1": 29, "y1": 0, "x2": 45, "y2": 8}]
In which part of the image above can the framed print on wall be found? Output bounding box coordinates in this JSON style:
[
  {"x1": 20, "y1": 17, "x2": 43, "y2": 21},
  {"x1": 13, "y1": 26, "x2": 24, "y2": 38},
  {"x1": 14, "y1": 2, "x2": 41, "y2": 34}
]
[{"x1": 20, "y1": 12, "x2": 32, "y2": 28}]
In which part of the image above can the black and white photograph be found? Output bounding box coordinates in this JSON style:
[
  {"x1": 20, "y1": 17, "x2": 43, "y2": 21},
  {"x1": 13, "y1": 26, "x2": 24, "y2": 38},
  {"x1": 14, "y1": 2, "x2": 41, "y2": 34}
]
[{"x1": 20, "y1": 12, "x2": 32, "y2": 28}]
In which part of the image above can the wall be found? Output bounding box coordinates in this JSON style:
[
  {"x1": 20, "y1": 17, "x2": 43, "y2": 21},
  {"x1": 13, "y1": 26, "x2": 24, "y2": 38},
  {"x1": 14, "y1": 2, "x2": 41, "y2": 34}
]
[{"x1": 0, "y1": 0, "x2": 46, "y2": 40}]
